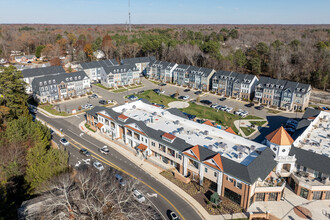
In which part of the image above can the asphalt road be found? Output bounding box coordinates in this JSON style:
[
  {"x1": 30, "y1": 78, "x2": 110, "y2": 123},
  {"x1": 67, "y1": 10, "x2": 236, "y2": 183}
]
[{"x1": 37, "y1": 112, "x2": 202, "y2": 220}]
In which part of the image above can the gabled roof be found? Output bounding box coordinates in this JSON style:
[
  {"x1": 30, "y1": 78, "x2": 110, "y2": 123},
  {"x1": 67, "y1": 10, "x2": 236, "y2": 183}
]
[
  {"x1": 183, "y1": 145, "x2": 201, "y2": 161},
  {"x1": 203, "y1": 120, "x2": 214, "y2": 127},
  {"x1": 225, "y1": 127, "x2": 237, "y2": 135},
  {"x1": 96, "y1": 122, "x2": 104, "y2": 129},
  {"x1": 22, "y1": 66, "x2": 65, "y2": 78},
  {"x1": 121, "y1": 56, "x2": 155, "y2": 65},
  {"x1": 103, "y1": 64, "x2": 138, "y2": 75},
  {"x1": 266, "y1": 126, "x2": 294, "y2": 145},
  {"x1": 80, "y1": 59, "x2": 119, "y2": 69},
  {"x1": 203, "y1": 153, "x2": 224, "y2": 171},
  {"x1": 162, "y1": 132, "x2": 176, "y2": 141},
  {"x1": 118, "y1": 114, "x2": 129, "y2": 121},
  {"x1": 137, "y1": 143, "x2": 148, "y2": 152}
]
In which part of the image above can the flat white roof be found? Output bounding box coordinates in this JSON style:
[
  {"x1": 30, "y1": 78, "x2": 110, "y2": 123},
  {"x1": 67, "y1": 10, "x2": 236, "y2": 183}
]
[
  {"x1": 295, "y1": 111, "x2": 330, "y2": 158},
  {"x1": 113, "y1": 100, "x2": 266, "y2": 165}
]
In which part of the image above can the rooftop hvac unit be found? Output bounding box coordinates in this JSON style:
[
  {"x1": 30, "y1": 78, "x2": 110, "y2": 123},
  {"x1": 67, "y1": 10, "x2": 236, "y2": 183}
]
[
  {"x1": 132, "y1": 105, "x2": 136, "y2": 109},
  {"x1": 250, "y1": 145, "x2": 256, "y2": 152},
  {"x1": 150, "y1": 116, "x2": 154, "y2": 123},
  {"x1": 204, "y1": 130, "x2": 209, "y2": 136},
  {"x1": 122, "y1": 108, "x2": 126, "y2": 113},
  {"x1": 238, "y1": 152, "x2": 243, "y2": 159},
  {"x1": 152, "y1": 112, "x2": 157, "y2": 116}
]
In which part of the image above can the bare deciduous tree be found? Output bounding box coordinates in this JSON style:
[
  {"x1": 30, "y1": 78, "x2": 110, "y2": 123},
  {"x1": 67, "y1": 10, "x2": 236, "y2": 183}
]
[{"x1": 39, "y1": 168, "x2": 160, "y2": 220}]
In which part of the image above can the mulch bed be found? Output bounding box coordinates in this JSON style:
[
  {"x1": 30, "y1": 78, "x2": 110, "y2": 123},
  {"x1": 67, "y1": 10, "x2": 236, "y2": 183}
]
[{"x1": 293, "y1": 206, "x2": 312, "y2": 219}]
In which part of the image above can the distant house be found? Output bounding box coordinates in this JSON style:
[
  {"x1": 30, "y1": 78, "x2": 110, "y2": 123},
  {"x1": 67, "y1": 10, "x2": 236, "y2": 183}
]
[
  {"x1": 15, "y1": 55, "x2": 36, "y2": 63},
  {"x1": 93, "y1": 50, "x2": 105, "y2": 59},
  {"x1": 22, "y1": 66, "x2": 66, "y2": 93},
  {"x1": 31, "y1": 71, "x2": 90, "y2": 103}
]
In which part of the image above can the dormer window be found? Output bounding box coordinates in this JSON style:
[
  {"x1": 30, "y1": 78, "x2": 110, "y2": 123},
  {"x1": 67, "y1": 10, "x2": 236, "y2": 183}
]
[
  {"x1": 78, "y1": 76, "x2": 81, "y2": 79},
  {"x1": 66, "y1": 78, "x2": 68, "y2": 81},
  {"x1": 48, "y1": 80, "x2": 51, "y2": 84},
  {"x1": 74, "y1": 76, "x2": 77, "y2": 80},
  {"x1": 44, "y1": 81, "x2": 47, "y2": 85},
  {"x1": 70, "y1": 77, "x2": 73, "y2": 81},
  {"x1": 162, "y1": 133, "x2": 176, "y2": 143},
  {"x1": 39, "y1": 82, "x2": 43, "y2": 86},
  {"x1": 53, "y1": 79, "x2": 56, "y2": 83}
]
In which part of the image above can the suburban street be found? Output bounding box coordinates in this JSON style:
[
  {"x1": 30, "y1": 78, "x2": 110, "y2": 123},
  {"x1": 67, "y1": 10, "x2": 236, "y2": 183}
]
[{"x1": 37, "y1": 112, "x2": 202, "y2": 220}]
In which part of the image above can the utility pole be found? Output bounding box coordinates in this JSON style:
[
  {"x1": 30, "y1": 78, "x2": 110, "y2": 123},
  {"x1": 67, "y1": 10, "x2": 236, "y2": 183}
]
[{"x1": 128, "y1": 0, "x2": 131, "y2": 32}]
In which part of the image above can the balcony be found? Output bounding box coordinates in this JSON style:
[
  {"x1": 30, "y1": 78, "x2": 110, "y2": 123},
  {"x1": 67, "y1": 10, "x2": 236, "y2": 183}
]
[
  {"x1": 255, "y1": 173, "x2": 286, "y2": 192},
  {"x1": 292, "y1": 172, "x2": 330, "y2": 190}
]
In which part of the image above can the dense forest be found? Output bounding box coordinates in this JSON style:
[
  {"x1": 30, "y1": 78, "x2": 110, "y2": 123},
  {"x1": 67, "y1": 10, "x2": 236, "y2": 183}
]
[
  {"x1": 0, "y1": 66, "x2": 68, "y2": 219},
  {"x1": 0, "y1": 24, "x2": 329, "y2": 90}
]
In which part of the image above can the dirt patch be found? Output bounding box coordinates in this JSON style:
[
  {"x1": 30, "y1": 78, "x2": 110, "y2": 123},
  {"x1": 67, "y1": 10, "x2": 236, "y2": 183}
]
[{"x1": 293, "y1": 206, "x2": 312, "y2": 219}]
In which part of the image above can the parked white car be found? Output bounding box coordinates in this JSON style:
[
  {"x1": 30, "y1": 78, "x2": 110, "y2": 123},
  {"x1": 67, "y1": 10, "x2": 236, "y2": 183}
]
[
  {"x1": 234, "y1": 109, "x2": 243, "y2": 115},
  {"x1": 240, "y1": 111, "x2": 249, "y2": 117},
  {"x1": 133, "y1": 189, "x2": 145, "y2": 203},
  {"x1": 182, "y1": 95, "x2": 189, "y2": 100},
  {"x1": 225, "y1": 107, "x2": 233, "y2": 112},
  {"x1": 93, "y1": 161, "x2": 104, "y2": 171}
]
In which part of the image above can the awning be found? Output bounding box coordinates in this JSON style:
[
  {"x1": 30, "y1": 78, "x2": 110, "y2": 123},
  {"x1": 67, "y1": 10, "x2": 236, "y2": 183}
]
[
  {"x1": 137, "y1": 144, "x2": 148, "y2": 152},
  {"x1": 96, "y1": 122, "x2": 104, "y2": 129}
]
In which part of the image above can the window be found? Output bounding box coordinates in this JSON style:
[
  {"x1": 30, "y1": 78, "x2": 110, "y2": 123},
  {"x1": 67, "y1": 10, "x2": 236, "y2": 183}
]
[
  {"x1": 39, "y1": 82, "x2": 42, "y2": 86},
  {"x1": 227, "y1": 176, "x2": 234, "y2": 183},
  {"x1": 313, "y1": 191, "x2": 322, "y2": 200},
  {"x1": 303, "y1": 167, "x2": 307, "y2": 172},
  {"x1": 235, "y1": 181, "x2": 242, "y2": 189},
  {"x1": 151, "y1": 142, "x2": 155, "y2": 147},
  {"x1": 214, "y1": 172, "x2": 217, "y2": 177},
  {"x1": 282, "y1": 149, "x2": 286, "y2": 152},
  {"x1": 325, "y1": 191, "x2": 330, "y2": 200},
  {"x1": 268, "y1": 192, "x2": 278, "y2": 201},
  {"x1": 255, "y1": 193, "x2": 265, "y2": 201},
  {"x1": 273, "y1": 147, "x2": 277, "y2": 151},
  {"x1": 205, "y1": 167, "x2": 208, "y2": 173}
]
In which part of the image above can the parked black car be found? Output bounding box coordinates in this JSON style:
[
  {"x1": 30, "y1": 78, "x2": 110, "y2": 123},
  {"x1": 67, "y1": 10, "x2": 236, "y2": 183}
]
[
  {"x1": 255, "y1": 105, "x2": 265, "y2": 110},
  {"x1": 99, "y1": 100, "x2": 107, "y2": 105},
  {"x1": 194, "y1": 91, "x2": 202, "y2": 95},
  {"x1": 219, "y1": 97, "x2": 226, "y2": 101},
  {"x1": 183, "y1": 89, "x2": 190, "y2": 92},
  {"x1": 245, "y1": 102, "x2": 255, "y2": 108},
  {"x1": 159, "y1": 83, "x2": 167, "y2": 86},
  {"x1": 200, "y1": 100, "x2": 212, "y2": 105}
]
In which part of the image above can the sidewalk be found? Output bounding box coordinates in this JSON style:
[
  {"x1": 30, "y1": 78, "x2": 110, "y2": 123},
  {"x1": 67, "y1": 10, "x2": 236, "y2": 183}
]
[
  {"x1": 78, "y1": 121, "x2": 249, "y2": 220},
  {"x1": 234, "y1": 119, "x2": 268, "y2": 138}
]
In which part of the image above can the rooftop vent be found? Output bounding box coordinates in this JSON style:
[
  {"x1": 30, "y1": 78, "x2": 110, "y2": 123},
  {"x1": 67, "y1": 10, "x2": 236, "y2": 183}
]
[
  {"x1": 250, "y1": 145, "x2": 256, "y2": 152},
  {"x1": 238, "y1": 152, "x2": 243, "y2": 159},
  {"x1": 132, "y1": 105, "x2": 136, "y2": 109}
]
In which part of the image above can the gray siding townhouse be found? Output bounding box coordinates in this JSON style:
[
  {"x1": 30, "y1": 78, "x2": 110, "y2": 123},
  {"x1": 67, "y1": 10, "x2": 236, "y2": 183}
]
[
  {"x1": 77, "y1": 59, "x2": 119, "y2": 82},
  {"x1": 31, "y1": 71, "x2": 90, "y2": 103},
  {"x1": 172, "y1": 64, "x2": 190, "y2": 85},
  {"x1": 146, "y1": 61, "x2": 178, "y2": 83},
  {"x1": 22, "y1": 66, "x2": 65, "y2": 93},
  {"x1": 100, "y1": 64, "x2": 140, "y2": 88},
  {"x1": 121, "y1": 56, "x2": 156, "y2": 74},
  {"x1": 211, "y1": 71, "x2": 258, "y2": 100},
  {"x1": 253, "y1": 76, "x2": 311, "y2": 110}
]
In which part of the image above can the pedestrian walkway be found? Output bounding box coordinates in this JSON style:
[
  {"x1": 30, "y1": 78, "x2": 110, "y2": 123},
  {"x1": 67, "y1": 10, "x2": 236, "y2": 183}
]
[
  {"x1": 248, "y1": 186, "x2": 330, "y2": 220},
  {"x1": 234, "y1": 119, "x2": 268, "y2": 138},
  {"x1": 78, "y1": 121, "x2": 253, "y2": 220}
]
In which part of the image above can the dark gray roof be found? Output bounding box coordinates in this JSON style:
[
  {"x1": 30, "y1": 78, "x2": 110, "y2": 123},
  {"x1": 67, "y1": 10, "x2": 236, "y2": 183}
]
[
  {"x1": 291, "y1": 119, "x2": 311, "y2": 140},
  {"x1": 173, "y1": 64, "x2": 190, "y2": 72},
  {"x1": 167, "y1": 108, "x2": 189, "y2": 119},
  {"x1": 121, "y1": 57, "x2": 156, "y2": 65},
  {"x1": 80, "y1": 59, "x2": 119, "y2": 69},
  {"x1": 103, "y1": 64, "x2": 138, "y2": 75},
  {"x1": 22, "y1": 66, "x2": 65, "y2": 78},
  {"x1": 302, "y1": 107, "x2": 321, "y2": 119},
  {"x1": 290, "y1": 146, "x2": 330, "y2": 175},
  {"x1": 256, "y1": 76, "x2": 310, "y2": 94},
  {"x1": 31, "y1": 71, "x2": 88, "y2": 93},
  {"x1": 86, "y1": 106, "x2": 107, "y2": 118}
]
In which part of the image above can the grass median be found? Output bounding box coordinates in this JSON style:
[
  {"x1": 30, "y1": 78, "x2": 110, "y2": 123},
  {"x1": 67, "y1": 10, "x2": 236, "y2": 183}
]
[
  {"x1": 136, "y1": 90, "x2": 177, "y2": 107},
  {"x1": 39, "y1": 104, "x2": 71, "y2": 116}
]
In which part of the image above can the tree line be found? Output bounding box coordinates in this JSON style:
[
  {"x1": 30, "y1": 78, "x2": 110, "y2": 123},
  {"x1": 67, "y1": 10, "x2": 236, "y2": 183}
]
[
  {"x1": 0, "y1": 66, "x2": 68, "y2": 219},
  {"x1": 0, "y1": 24, "x2": 329, "y2": 90}
]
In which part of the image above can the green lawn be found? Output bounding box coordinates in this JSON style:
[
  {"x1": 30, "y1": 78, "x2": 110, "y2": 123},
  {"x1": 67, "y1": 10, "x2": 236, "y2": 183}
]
[
  {"x1": 136, "y1": 90, "x2": 177, "y2": 107},
  {"x1": 250, "y1": 121, "x2": 267, "y2": 127},
  {"x1": 129, "y1": 84, "x2": 144, "y2": 90},
  {"x1": 240, "y1": 127, "x2": 255, "y2": 136},
  {"x1": 267, "y1": 108, "x2": 281, "y2": 114},
  {"x1": 182, "y1": 102, "x2": 242, "y2": 133},
  {"x1": 94, "y1": 83, "x2": 110, "y2": 90},
  {"x1": 85, "y1": 123, "x2": 96, "y2": 132},
  {"x1": 39, "y1": 104, "x2": 71, "y2": 116},
  {"x1": 112, "y1": 88, "x2": 128, "y2": 93}
]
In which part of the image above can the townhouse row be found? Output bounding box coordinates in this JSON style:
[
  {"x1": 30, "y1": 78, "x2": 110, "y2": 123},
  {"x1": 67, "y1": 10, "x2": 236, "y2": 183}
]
[
  {"x1": 146, "y1": 59, "x2": 311, "y2": 110},
  {"x1": 31, "y1": 71, "x2": 91, "y2": 103}
]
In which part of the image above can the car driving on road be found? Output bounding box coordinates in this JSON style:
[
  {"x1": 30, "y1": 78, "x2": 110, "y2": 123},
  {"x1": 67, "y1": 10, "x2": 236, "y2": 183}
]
[
  {"x1": 170, "y1": 211, "x2": 180, "y2": 220},
  {"x1": 60, "y1": 138, "x2": 69, "y2": 146},
  {"x1": 80, "y1": 148, "x2": 91, "y2": 157},
  {"x1": 99, "y1": 146, "x2": 109, "y2": 154}
]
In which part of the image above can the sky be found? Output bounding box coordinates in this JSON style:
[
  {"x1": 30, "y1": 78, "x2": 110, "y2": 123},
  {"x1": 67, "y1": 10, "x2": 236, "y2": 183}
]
[{"x1": 0, "y1": 0, "x2": 329, "y2": 24}]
